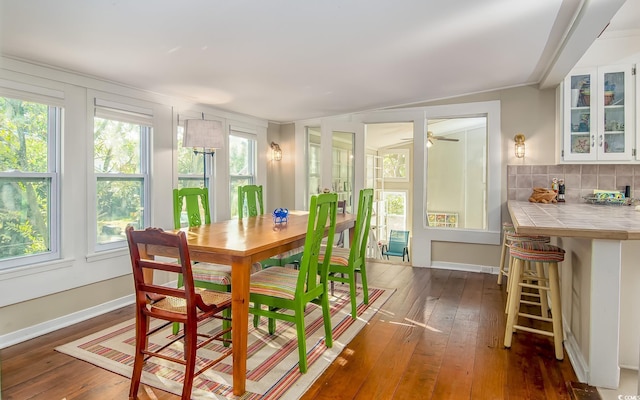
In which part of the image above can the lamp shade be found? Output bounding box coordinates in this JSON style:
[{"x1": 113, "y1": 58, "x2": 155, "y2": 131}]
[{"x1": 183, "y1": 119, "x2": 224, "y2": 149}]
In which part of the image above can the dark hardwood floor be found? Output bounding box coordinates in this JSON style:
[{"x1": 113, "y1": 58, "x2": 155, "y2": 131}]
[{"x1": 1, "y1": 261, "x2": 585, "y2": 399}]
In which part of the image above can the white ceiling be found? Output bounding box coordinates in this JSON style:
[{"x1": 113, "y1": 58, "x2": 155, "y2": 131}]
[{"x1": 1, "y1": 0, "x2": 639, "y2": 124}]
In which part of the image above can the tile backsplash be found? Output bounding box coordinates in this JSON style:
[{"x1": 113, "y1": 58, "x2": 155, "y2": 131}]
[{"x1": 507, "y1": 164, "x2": 640, "y2": 202}]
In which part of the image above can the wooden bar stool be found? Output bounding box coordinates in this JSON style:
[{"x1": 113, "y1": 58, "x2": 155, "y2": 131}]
[
  {"x1": 496, "y1": 222, "x2": 515, "y2": 285},
  {"x1": 497, "y1": 225, "x2": 550, "y2": 286},
  {"x1": 499, "y1": 230, "x2": 550, "y2": 316},
  {"x1": 503, "y1": 241, "x2": 565, "y2": 360}
]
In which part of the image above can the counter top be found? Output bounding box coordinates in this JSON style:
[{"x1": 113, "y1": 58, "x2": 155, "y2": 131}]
[{"x1": 508, "y1": 200, "x2": 640, "y2": 240}]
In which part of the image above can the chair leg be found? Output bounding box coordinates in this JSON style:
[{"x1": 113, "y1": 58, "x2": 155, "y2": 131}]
[
  {"x1": 181, "y1": 321, "x2": 197, "y2": 400},
  {"x1": 321, "y1": 292, "x2": 333, "y2": 349},
  {"x1": 294, "y1": 302, "x2": 308, "y2": 373},
  {"x1": 359, "y1": 266, "x2": 369, "y2": 306},
  {"x1": 253, "y1": 302, "x2": 261, "y2": 328},
  {"x1": 129, "y1": 313, "x2": 148, "y2": 400},
  {"x1": 222, "y1": 308, "x2": 232, "y2": 347},
  {"x1": 348, "y1": 271, "x2": 357, "y2": 319},
  {"x1": 268, "y1": 307, "x2": 276, "y2": 335}
]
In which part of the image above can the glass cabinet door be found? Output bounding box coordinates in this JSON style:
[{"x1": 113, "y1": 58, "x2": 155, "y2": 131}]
[
  {"x1": 563, "y1": 65, "x2": 632, "y2": 162},
  {"x1": 597, "y1": 65, "x2": 632, "y2": 160},
  {"x1": 563, "y1": 70, "x2": 595, "y2": 160}
]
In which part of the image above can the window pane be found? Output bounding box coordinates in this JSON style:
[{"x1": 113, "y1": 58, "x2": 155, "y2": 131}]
[
  {"x1": 230, "y1": 177, "x2": 251, "y2": 218},
  {"x1": 94, "y1": 117, "x2": 141, "y2": 174},
  {"x1": 0, "y1": 95, "x2": 58, "y2": 266},
  {"x1": 426, "y1": 117, "x2": 487, "y2": 230},
  {"x1": 96, "y1": 178, "x2": 144, "y2": 244},
  {"x1": 229, "y1": 136, "x2": 251, "y2": 176},
  {"x1": 229, "y1": 134, "x2": 255, "y2": 218},
  {"x1": 94, "y1": 113, "x2": 149, "y2": 249},
  {"x1": 0, "y1": 177, "x2": 51, "y2": 260},
  {"x1": 383, "y1": 191, "x2": 406, "y2": 233},
  {"x1": 0, "y1": 97, "x2": 49, "y2": 173}
]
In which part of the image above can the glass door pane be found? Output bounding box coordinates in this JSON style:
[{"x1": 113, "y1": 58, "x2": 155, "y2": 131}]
[
  {"x1": 568, "y1": 73, "x2": 593, "y2": 156},
  {"x1": 331, "y1": 131, "x2": 354, "y2": 213},
  {"x1": 602, "y1": 71, "x2": 625, "y2": 153},
  {"x1": 307, "y1": 127, "x2": 321, "y2": 201}
]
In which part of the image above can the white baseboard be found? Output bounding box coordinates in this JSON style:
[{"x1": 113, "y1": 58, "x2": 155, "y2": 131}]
[
  {"x1": 0, "y1": 294, "x2": 134, "y2": 349},
  {"x1": 430, "y1": 261, "x2": 499, "y2": 275},
  {"x1": 563, "y1": 318, "x2": 589, "y2": 383}
]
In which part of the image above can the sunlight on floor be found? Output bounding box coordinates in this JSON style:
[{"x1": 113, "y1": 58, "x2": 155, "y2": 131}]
[{"x1": 598, "y1": 369, "x2": 639, "y2": 400}]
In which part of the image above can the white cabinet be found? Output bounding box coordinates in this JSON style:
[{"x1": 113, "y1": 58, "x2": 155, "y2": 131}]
[{"x1": 562, "y1": 65, "x2": 634, "y2": 161}]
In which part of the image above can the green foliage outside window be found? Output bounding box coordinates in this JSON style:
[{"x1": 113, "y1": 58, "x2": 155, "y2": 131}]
[
  {"x1": 0, "y1": 97, "x2": 52, "y2": 260},
  {"x1": 94, "y1": 117, "x2": 146, "y2": 244}
]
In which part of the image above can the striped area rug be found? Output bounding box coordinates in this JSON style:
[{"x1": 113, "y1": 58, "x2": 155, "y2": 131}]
[{"x1": 55, "y1": 284, "x2": 394, "y2": 399}]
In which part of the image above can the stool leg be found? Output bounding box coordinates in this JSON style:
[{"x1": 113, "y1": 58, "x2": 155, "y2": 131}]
[
  {"x1": 504, "y1": 254, "x2": 516, "y2": 314},
  {"x1": 497, "y1": 235, "x2": 509, "y2": 285},
  {"x1": 536, "y1": 261, "x2": 549, "y2": 319},
  {"x1": 548, "y1": 262, "x2": 564, "y2": 360},
  {"x1": 504, "y1": 258, "x2": 523, "y2": 348}
]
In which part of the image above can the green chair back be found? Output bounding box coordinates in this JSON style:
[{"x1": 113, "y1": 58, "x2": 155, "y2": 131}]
[
  {"x1": 238, "y1": 185, "x2": 264, "y2": 219},
  {"x1": 173, "y1": 187, "x2": 211, "y2": 229},
  {"x1": 349, "y1": 188, "x2": 374, "y2": 274},
  {"x1": 298, "y1": 192, "x2": 338, "y2": 293}
]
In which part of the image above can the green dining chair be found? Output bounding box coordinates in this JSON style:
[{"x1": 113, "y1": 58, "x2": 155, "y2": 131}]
[
  {"x1": 248, "y1": 192, "x2": 338, "y2": 373},
  {"x1": 381, "y1": 229, "x2": 410, "y2": 262},
  {"x1": 319, "y1": 188, "x2": 374, "y2": 318},
  {"x1": 237, "y1": 184, "x2": 284, "y2": 268},
  {"x1": 237, "y1": 184, "x2": 264, "y2": 219},
  {"x1": 172, "y1": 187, "x2": 232, "y2": 338}
]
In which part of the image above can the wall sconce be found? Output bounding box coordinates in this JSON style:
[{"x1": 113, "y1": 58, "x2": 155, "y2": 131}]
[
  {"x1": 514, "y1": 133, "x2": 526, "y2": 158},
  {"x1": 183, "y1": 117, "x2": 224, "y2": 187},
  {"x1": 270, "y1": 141, "x2": 282, "y2": 161}
]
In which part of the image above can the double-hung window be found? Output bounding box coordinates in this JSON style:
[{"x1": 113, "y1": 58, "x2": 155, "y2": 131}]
[
  {"x1": 0, "y1": 93, "x2": 61, "y2": 269},
  {"x1": 93, "y1": 98, "x2": 151, "y2": 251},
  {"x1": 177, "y1": 121, "x2": 206, "y2": 188},
  {"x1": 229, "y1": 128, "x2": 257, "y2": 218}
]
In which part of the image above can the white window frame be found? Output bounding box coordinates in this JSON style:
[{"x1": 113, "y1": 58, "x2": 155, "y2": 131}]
[
  {"x1": 229, "y1": 127, "x2": 257, "y2": 218},
  {"x1": 0, "y1": 85, "x2": 63, "y2": 270},
  {"x1": 89, "y1": 93, "x2": 152, "y2": 253}
]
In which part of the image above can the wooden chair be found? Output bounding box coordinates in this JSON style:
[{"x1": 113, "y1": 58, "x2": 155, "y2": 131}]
[
  {"x1": 381, "y1": 230, "x2": 410, "y2": 262},
  {"x1": 320, "y1": 189, "x2": 374, "y2": 318},
  {"x1": 125, "y1": 226, "x2": 232, "y2": 400},
  {"x1": 248, "y1": 192, "x2": 338, "y2": 373},
  {"x1": 172, "y1": 188, "x2": 232, "y2": 337},
  {"x1": 237, "y1": 184, "x2": 264, "y2": 219}
]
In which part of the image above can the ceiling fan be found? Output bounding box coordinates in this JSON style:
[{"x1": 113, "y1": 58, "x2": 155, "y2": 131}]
[
  {"x1": 399, "y1": 131, "x2": 460, "y2": 147},
  {"x1": 427, "y1": 131, "x2": 459, "y2": 147}
]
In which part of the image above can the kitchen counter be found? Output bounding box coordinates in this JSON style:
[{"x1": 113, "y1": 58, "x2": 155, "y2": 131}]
[
  {"x1": 508, "y1": 200, "x2": 640, "y2": 390},
  {"x1": 508, "y1": 201, "x2": 640, "y2": 240}
]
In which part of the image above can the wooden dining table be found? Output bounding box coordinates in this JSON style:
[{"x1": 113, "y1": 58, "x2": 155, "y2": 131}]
[{"x1": 146, "y1": 210, "x2": 355, "y2": 395}]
